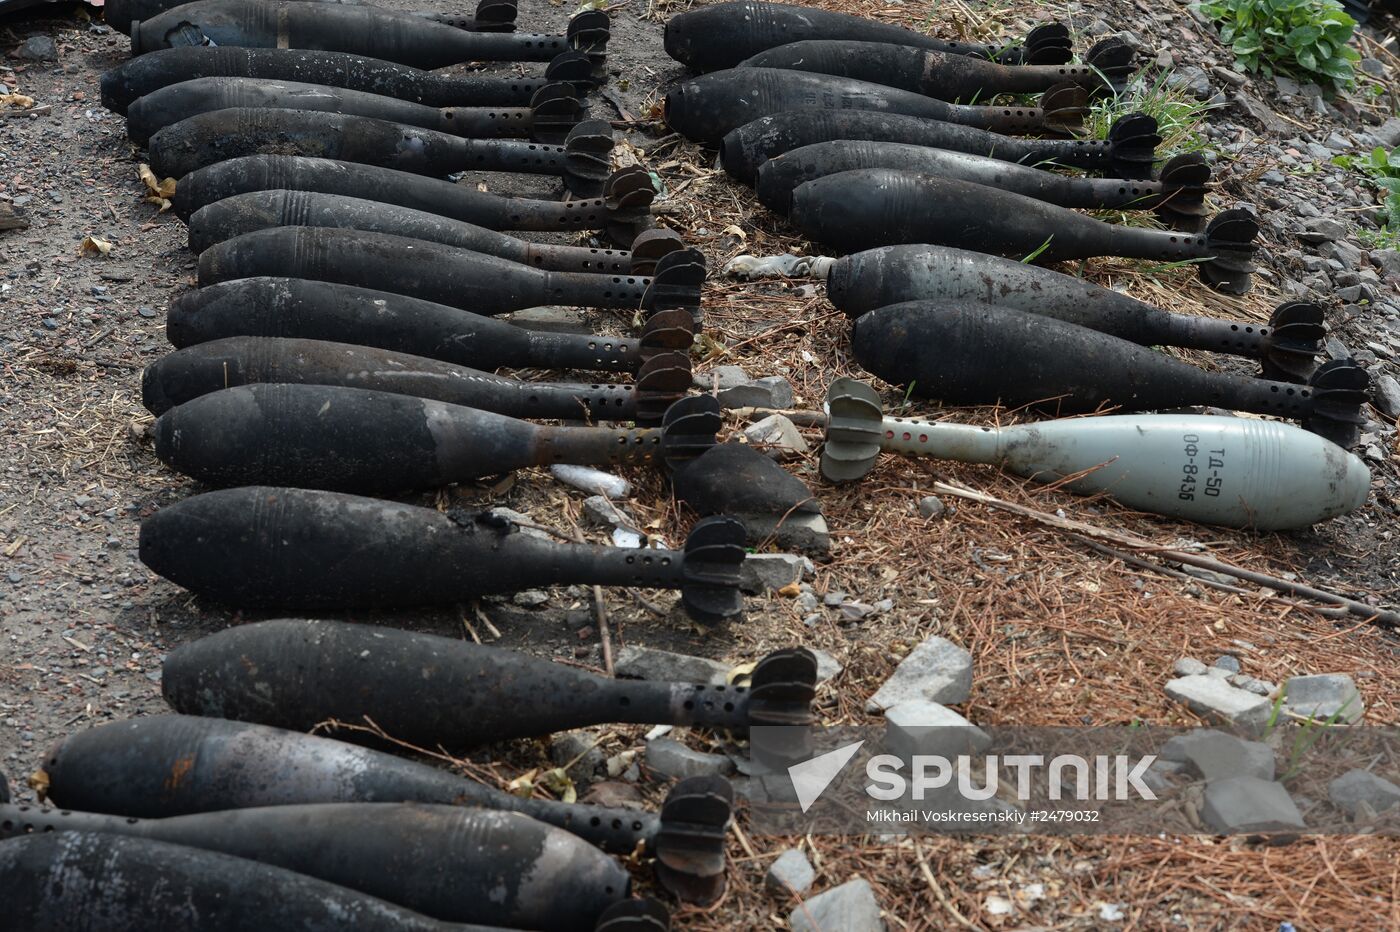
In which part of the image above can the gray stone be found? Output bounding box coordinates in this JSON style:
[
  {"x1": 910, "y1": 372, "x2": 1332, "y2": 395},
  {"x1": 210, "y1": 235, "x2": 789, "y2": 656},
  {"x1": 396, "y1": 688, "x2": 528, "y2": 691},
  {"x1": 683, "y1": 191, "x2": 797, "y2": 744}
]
[
  {"x1": 796, "y1": 589, "x2": 820, "y2": 613},
  {"x1": 1299, "y1": 217, "x2": 1346, "y2": 244},
  {"x1": 742, "y1": 413, "x2": 809, "y2": 456},
  {"x1": 1213, "y1": 655, "x2": 1241, "y2": 674},
  {"x1": 1282, "y1": 673, "x2": 1364, "y2": 724},
  {"x1": 582, "y1": 495, "x2": 631, "y2": 530},
  {"x1": 1373, "y1": 249, "x2": 1400, "y2": 280},
  {"x1": 839, "y1": 601, "x2": 875, "y2": 622},
  {"x1": 507, "y1": 306, "x2": 590, "y2": 333},
  {"x1": 484, "y1": 507, "x2": 552, "y2": 540},
  {"x1": 809, "y1": 649, "x2": 843, "y2": 683},
  {"x1": 1326, "y1": 337, "x2": 1352, "y2": 360},
  {"x1": 739, "y1": 553, "x2": 805, "y2": 594},
  {"x1": 789, "y1": 878, "x2": 884, "y2": 932},
  {"x1": 550, "y1": 731, "x2": 605, "y2": 783},
  {"x1": 1201, "y1": 776, "x2": 1306, "y2": 833},
  {"x1": 718, "y1": 375, "x2": 794, "y2": 410},
  {"x1": 693, "y1": 365, "x2": 749, "y2": 391},
  {"x1": 1328, "y1": 769, "x2": 1400, "y2": 817},
  {"x1": 883, "y1": 701, "x2": 990, "y2": 759},
  {"x1": 1141, "y1": 758, "x2": 1188, "y2": 793},
  {"x1": 614, "y1": 646, "x2": 729, "y2": 684},
  {"x1": 16, "y1": 36, "x2": 57, "y2": 61},
  {"x1": 1373, "y1": 117, "x2": 1400, "y2": 149},
  {"x1": 1211, "y1": 66, "x2": 1246, "y2": 87},
  {"x1": 645, "y1": 737, "x2": 735, "y2": 779},
  {"x1": 1206, "y1": 667, "x2": 1234, "y2": 680},
  {"x1": 867, "y1": 636, "x2": 973, "y2": 712},
  {"x1": 1230, "y1": 675, "x2": 1275, "y2": 697},
  {"x1": 1160, "y1": 730, "x2": 1275, "y2": 781},
  {"x1": 1374, "y1": 375, "x2": 1400, "y2": 420},
  {"x1": 766, "y1": 848, "x2": 816, "y2": 896},
  {"x1": 917, "y1": 496, "x2": 945, "y2": 519},
  {"x1": 1168, "y1": 65, "x2": 1214, "y2": 100},
  {"x1": 1360, "y1": 57, "x2": 1387, "y2": 77},
  {"x1": 512, "y1": 589, "x2": 549, "y2": 608},
  {"x1": 1173, "y1": 657, "x2": 1209, "y2": 677},
  {"x1": 1164, "y1": 675, "x2": 1273, "y2": 736}
]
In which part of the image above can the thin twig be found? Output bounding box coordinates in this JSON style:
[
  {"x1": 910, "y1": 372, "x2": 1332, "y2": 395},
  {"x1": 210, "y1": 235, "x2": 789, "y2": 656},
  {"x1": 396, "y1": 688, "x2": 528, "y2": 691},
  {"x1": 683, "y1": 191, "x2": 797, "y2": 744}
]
[{"x1": 932, "y1": 480, "x2": 1399, "y2": 627}]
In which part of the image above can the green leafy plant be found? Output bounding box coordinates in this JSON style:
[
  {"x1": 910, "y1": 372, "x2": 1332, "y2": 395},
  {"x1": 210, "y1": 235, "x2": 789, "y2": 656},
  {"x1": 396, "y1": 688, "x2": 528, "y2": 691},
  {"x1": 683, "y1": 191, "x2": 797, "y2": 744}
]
[
  {"x1": 1197, "y1": 0, "x2": 1361, "y2": 88},
  {"x1": 1333, "y1": 147, "x2": 1400, "y2": 234}
]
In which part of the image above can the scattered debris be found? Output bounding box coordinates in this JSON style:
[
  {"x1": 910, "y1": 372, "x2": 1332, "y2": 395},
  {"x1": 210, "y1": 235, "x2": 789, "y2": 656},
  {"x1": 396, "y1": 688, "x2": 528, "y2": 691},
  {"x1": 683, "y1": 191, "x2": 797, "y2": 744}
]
[{"x1": 738, "y1": 553, "x2": 806, "y2": 594}]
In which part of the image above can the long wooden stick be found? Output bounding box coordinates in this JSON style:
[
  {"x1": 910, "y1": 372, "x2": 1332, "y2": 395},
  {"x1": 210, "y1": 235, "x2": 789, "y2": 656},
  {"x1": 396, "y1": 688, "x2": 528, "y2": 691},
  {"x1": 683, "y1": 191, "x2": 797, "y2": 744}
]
[{"x1": 933, "y1": 480, "x2": 1399, "y2": 628}]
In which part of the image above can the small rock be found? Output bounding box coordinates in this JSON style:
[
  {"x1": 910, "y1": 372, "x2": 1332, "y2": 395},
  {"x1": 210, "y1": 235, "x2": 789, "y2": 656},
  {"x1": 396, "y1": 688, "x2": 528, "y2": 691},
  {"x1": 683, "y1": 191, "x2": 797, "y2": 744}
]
[
  {"x1": 789, "y1": 878, "x2": 885, "y2": 932},
  {"x1": 1372, "y1": 249, "x2": 1400, "y2": 280},
  {"x1": 883, "y1": 700, "x2": 991, "y2": 759},
  {"x1": 1141, "y1": 758, "x2": 1188, "y2": 793},
  {"x1": 1201, "y1": 776, "x2": 1306, "y2": 833},
  {"x1": 917, "y1": 496, "x2": 945, "y2": 519},
  {"x1": 512, "y1": 589, "x2": 549, "y2": 608},
  {"x1": 483, "y1": 507, "x2": 551, "y2": 540},
  {"x1": 1173, "y1": 657, "x2": 1209, "y2": 677},
  {"x1": 766, "y1": 848, "x2": 815, "y2": 897},
  {"x1": 742, "y1": 414, "x2": 809, "y2": 456},
  {"x1": 16, "y1": 36, "x2": 57, "y2": 61},
  {"x1": 796, "y1": 590, "x2": 819, "y2": 613},
  {"x1": 1373, "y1": 375, "x2": 1400, "y2": 419},
  {"x1": 1359, "y1": 57, "x2": 1387, "y2": 78},
  {"x1": 1164, "y1": 675, "x2": 1273, "y2": 736},
  {"x1": 1206, "y1": 667, "x2": 1234, "y2": 680},
  {"x1": 1328, "y1": 769, "x2": 1400, "y2": 817},
  {"x1": 739, "y1": 553, "x2": 806, "y2": 594},
  {"x1": 839, "y1": 601, "x2": 876, "y2": 622},
  {"x1": 742, "y1": 511, "x2": 830, "y2": 555},
  {"x1": 867, "y1": 636, "x2": 974, "y2": 712},
  {"x1": 1230, "y1": 675, "x2": 1275, "y2": 697},
  {"x1": 693, "y1": 365, "x2": 750, "y2": 391},
  {"x1": 137, "y1": 306, "x2": 157, "y2": 319},
  {"x1": 614, "y1": 646, "x2": 729, "y2": 684},
  {"x1": 808, "y1": 648, "x2": 843, "y2": 683},
  {"x1": 1373, "y1": 117, "x2": 1400, "y2": 149},
  {"x1": 1210, "y1": 65, "x2": 1246, "y2": 87},
  {"x1": 1167, "y1": 65, "x2": 1214, "y2": 100},
  {"x1": 1160, "y1": 730, "x2": 1275, "y2": 781},
  {"x1": 645, "y1": 737, "x2": 735, "y2": 779},
  {"x1": 718, "y1": 375, "x2": 795, "y2": 410},
  {"x1": 1298, "y1": 217, "x2": 1346, "y2": 244},
  {"x1": 1213, "y1": 655, "x2": 1241, "y2": 674},
  {"x1": 1282, "y1": 673, "x2": 1364, "y2": 724},
  {"x1": 582, "y1": 495, "x2": 631, "y2": 530},
  {"x1": 550, "y1": 731, "x2": 605, "y2": 783}
]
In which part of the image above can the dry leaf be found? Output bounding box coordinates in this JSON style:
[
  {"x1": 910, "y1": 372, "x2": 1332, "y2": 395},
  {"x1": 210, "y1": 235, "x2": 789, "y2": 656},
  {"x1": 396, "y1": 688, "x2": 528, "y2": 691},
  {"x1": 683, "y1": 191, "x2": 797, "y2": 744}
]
[
  {"x1": 0, "y1": 93, "x2": 36, "y2": 110},
  {"x1": 506, "y1": 768, "x2": 539, "y2": 798},
  {"x1": 539, "y1": 766, "x2": 577, "y2": 805},
  {"x1": 721, "y1": 224, "x2": 747, "y2": 244},
  {"x1": 79, "y1": 235, "x2": 113, "y2": 257},
  {"x1": 138, "y1": 163, "x2": 177, "y2": 199},
  {"x1": 28, "y1": 768, "x2": 50, "y2": 801},
  {"x1": 777, "y1": 581, "x2": 802, "y2": 597}
]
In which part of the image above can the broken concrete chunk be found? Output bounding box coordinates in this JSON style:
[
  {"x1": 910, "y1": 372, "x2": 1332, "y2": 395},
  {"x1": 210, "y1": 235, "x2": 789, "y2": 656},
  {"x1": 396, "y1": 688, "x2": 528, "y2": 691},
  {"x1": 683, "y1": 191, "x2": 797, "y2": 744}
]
[
  {"x1": 741, "y1": 511, "x2": 830, "y2": 555},
  {"x1": 789, "y1": 878, "x2": 885, "y2": 932},
  {"x1": 692, "y1": 364, "x2": 749, "y2": 391},
  {"x1": 742, "y1": 413, "x2": 809, "y2": 457},
  {"x1": 1328, "y1": 769, "x2": 1400, "y2": 817},
  {"x1": 882, "y1": 700, "x2": 991, "y2": 760},
  {"x1": 645, "y1": 737, "x2": 736, "y2": 779},
  {"x1": 1282, "y1": 674, "x2": 1364, "y2": 724},
  {"x1": 718, "y1": 375, "x2": 794, "y2": 410},
  {"x1": 582, "y1": 495, "x2": 632, "y2": 530},
  {"x1": 1173, "y1": 657, "x2": 1209, "y2": 677},
  {"x1": 765, "y1": 848, "x2": 815, "y2": 897},
  {"x1": 866, "y1": 636, "x2": 973, "y2": 713},
  {"x1": 1160, "y1": 730, "x2": 1275, "y2": 782},
  {"x1": 1201, "y1": 776, "x2": 1306, "y2": 833},
  {"x1": 1164, "y1": 675, "x2": 1273, "y2": 736},
  {"x1": 739, "y1": 553, "x2": 806, "y2": 594},
  {"x1": 808, "y1": 648, "x2": 843, "y2": 684},
  {"x1": 614, "y1": 645, "x2": 729, "y2": 684}
]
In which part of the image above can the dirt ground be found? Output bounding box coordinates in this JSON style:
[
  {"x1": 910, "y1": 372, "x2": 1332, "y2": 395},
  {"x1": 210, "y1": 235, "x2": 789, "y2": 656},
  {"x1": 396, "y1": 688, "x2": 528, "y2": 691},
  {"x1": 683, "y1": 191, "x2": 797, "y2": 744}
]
[{"x1": 3, "y1": 0, "x2": 1400, "y2": 928}]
